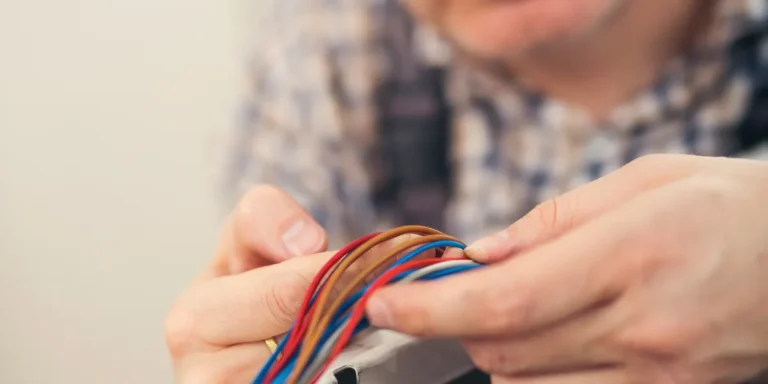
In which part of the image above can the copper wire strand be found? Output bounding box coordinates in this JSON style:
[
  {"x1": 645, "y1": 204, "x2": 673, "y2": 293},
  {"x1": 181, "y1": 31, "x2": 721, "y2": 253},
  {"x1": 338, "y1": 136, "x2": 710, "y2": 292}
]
[
  {"x1": 285, "y1": 225, "x2": 444, "y2": 383},
  {"x1": 288, "y1": 230, "x2": 465, "y2": 382}
]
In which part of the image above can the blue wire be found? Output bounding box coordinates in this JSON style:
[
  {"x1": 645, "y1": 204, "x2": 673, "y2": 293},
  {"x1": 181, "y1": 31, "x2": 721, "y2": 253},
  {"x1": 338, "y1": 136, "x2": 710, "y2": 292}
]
[
  {"x1": 256, "y1": 241, "x2": 469, "y2": 383},
  {"x1": 329, "y1": 240, "x2": 466, "y2": 318},
  {"x1": 269, "y1": 264, "x2": 480, "y2": 383},
  {"x1": 254, "y1": 242, "x2": 390, "y2": 384},
  {"x1": 271, "y1": 319, "x2": 370, "y2": 384},
  {"x1": 270, "y1": 266, "x2": 477, "y2": 383},
  {"x1": 391, "y1": 240, "x2": 465, "y2": 267},
  {"x1": 254, "y1": 240, "x2": 471, "y2": 383}
]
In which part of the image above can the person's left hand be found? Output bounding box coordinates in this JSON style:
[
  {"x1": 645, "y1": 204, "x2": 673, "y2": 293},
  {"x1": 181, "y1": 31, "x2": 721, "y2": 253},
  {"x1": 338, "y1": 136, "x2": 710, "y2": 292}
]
[{"x1": 365, "y1": 154, "x2": 768, "y2": 384}]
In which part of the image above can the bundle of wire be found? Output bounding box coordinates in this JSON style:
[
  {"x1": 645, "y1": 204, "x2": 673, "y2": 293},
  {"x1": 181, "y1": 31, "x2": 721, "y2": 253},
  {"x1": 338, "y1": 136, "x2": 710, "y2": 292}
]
[{"x1": 252, "y1": 225, "x2": 483, "y2": 384}]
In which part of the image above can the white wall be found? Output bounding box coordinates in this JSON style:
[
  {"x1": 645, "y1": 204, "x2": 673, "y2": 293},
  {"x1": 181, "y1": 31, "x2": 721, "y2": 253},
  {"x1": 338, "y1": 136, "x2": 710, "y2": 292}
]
[{"x1": 0, "y1": 1, "x2": 270, "y2": 382}]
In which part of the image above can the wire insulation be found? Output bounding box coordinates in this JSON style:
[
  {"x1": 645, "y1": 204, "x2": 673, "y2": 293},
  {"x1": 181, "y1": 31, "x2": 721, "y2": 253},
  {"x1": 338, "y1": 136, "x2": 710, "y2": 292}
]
[{"x1": 252, "y1": 225, "x2": 482, "y2": 384}]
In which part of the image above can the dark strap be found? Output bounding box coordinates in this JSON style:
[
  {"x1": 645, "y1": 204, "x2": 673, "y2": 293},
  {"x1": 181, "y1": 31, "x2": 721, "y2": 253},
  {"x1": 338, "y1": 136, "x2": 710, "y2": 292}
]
[
  {"x1": 731, "y1": 19, "x2": 768, "y2": 151},
  {"x1": 372, "y1": 4, "x2": 453, "y2": 232}
]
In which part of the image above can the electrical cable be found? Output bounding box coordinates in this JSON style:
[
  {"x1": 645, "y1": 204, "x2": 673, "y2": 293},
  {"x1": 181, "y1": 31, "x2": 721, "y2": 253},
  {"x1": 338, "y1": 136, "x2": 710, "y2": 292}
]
[
  {"x1": 306, "y1": 258, "x2": 470, "y2": 384},
  {"x1": 278, "y1": 261, "x2": 477, "y2": 384},
  {"x1": 268, "y1": 255, "x2": 474, "y2": 381},
  {"x1": 292, "y1": 235, "x2": 463, "y2": 378},
  {"x1": 276, "y1": 261, "x2": 479, "y2": 384},
  {"x1": 256, "y1": 233, "x2": 381, "y2": 384},
  {"x1": 252, "y1": 225, "x2": 484, "y2": 384},
  {"x1": 296, "y1": 260, "x2": 479, "y2": 383},
  {"x1": 284, "y1": 226, "x2": 449, "y2": 382}
]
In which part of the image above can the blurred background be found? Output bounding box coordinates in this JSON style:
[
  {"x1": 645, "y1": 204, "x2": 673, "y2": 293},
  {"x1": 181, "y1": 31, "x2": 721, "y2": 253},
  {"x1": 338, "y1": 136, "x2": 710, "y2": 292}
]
[{"x1": 0, "y1": 0, "x2": 273, "y2": 382}]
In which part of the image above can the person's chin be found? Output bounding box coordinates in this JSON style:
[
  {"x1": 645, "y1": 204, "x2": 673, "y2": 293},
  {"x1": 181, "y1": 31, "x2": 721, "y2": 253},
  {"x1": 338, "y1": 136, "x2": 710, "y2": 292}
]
[
  {"x1": 446, "y1": 24, "x2": 566, "y2": 61},
  {"x1": 441, "y1": 0, "x2": 616, "y2": 60}
]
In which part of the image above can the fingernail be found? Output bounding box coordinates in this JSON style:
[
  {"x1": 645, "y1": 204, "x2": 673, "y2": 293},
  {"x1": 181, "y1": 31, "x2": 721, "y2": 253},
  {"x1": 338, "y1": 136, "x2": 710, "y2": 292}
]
[
  {"x1": 366, "y1": 296, "x2": 394, "y2": 328},
  {"x1": 465, "y1": 230, "x2": 513, "y2": 261},
  {"x1": 281, "y1": 218, "x2": 323, "y2": 258}
]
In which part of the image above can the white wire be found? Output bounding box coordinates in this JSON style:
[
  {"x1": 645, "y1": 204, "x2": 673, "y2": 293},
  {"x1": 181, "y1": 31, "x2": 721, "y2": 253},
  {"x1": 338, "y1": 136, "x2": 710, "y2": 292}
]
[{"x1": 296, "y1": 259, "x2": 478, "y2": 384}]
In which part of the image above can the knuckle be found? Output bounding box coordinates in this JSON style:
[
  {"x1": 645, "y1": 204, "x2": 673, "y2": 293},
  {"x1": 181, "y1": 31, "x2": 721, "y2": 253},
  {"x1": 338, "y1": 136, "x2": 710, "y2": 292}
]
[
  {"x1": 263, "y1": 274, "x2": 307, "y2": 326},
  {"x1": 232, "y1": 184, "x2": 285, "y2": 246},
  {"x1": 465, "y1": 344, "x2": 515, "y2": 375},
  {"x1": 529, "y1": 199, "x2": 559, "y2": 232},
  {"x1": 235, "y1": 185, "x2": 281, "y2": 217},
  {"x1": 237, "y1": 185, "x2": 282, "y2": 217},
  {"x1": 264, "y1": 286, "x2": 294, "y2": 327},
  {"x1": 468, "y1": 350, "x2": 496, "y2": 374},
  {"x1": 622, "y1": 154, "x2": 703, "y2": 187},
  {"x1": 625, "y1": 154, "x2": 674, "y2": 172},
  {"x1": 624, "y1": 153, "x2": 699, "y2": 178},
  {"x1": 177, "y1": 365, "x2": 229, "y2": 384},
  {"x1": 525, "y1": 196, "x2": 571, "y2": 235},
  {"x1": 613, "y1": 319, "x2": 705, "y2": 358},
  {"x1": 619, "y1": 238, "x2": 666, "y2": 283},
  {"x1": 164, "y1": 304, "x2": 198, "y2": 358},
  {"x1": 245, "y1": 184, "x2": 284, "y2": 201},
  {"x1": 398, "y1": 308, "x2": 432, "y2": 336},
  {"x1": 688, "y1": 176, "x2": 738, "y2": 212},
  {"x1": 476, "y1": 285, "x2": 536, "y2": 333}
]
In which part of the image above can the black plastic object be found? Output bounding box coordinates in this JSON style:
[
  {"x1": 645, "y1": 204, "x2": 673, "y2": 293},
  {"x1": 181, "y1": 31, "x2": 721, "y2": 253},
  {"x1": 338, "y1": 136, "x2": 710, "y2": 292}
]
[{"x1": 333, "y1": 366, "x2": 360, "y2": 384}]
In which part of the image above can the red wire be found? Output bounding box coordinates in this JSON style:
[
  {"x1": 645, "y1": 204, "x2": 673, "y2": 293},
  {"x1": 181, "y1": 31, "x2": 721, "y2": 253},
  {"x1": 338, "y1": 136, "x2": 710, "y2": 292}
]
[
  {"x1": 264, "y1": 232, "x2": 380, "y2": 382},
  {"x1": 309, "y1": 257, "x2": 465, "y2": 384}
]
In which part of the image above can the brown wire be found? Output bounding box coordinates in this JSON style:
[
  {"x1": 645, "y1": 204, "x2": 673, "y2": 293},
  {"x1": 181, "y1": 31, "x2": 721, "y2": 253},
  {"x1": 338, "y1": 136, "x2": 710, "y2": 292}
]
[
  {"x1": 318, "y1": 233, "x2": 463, "y2": 330},
  {"x1": 306, "y1": 225, "x2": 442, "y2": 324},
  {"x1": 301, "y1": 234, "x2": 461, "y2": 360},
  {"x1": 305, "y1": 226, "x2": 440, "y2": 330},
  {"x1": 286, "y1": 225, "x2": 441, "y2": 383},
  {"x1": 309, "y1": 234, "x2": 462, "y2": 341},
  {"x1": 288, "y1": 226, "x2": 464, "y2": 383}
]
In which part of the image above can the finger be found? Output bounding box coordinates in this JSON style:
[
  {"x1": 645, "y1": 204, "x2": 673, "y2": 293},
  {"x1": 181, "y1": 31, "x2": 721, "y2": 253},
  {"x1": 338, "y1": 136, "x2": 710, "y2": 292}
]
[
  {"x1": 366, "y1": 190, "x2": 657, "y2": 337},
  {"x1": 466, "y1": 154, "x2": 700, "y2": 263},
  {"x1": 491, "y1": 369, "x2": 629, "y2": 384},
  {"x1": 442, "y1": 247, "x2": 466, "y2": 259},
  {"x1": 312, "y1": 234, "x2": 431, "y2": 301},
  {"x1": 461, "y1": 306, "x2": 621, "y2": 376},
  {"x1": 167, "y1": 251, "x2": 334, "y2": 349},
  {"x1": 207, "y1": 185, "x2": 327, "y2": 278},
  {"x1": 170, "y1": 236, "x2": 429, "y2": 349},
  {"x1": 176, "y1": 342, "x2": 272, "y2": 384}
]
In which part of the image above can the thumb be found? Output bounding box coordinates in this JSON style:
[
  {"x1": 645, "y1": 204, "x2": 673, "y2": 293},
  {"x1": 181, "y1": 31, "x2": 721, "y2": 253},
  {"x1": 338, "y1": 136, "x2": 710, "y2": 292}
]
[
  {"x1": 210, "y1": 185, "x2": 328, "y2": 278},
  {"x1": 466, "y1": 155, "x2": 697, "y2": 263}
]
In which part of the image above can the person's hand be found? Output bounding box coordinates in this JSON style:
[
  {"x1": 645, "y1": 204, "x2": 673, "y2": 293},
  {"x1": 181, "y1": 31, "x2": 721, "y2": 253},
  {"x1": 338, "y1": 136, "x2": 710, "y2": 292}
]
[
  {"x1": 164, "y1": 185, "x2": 331, "y2": 383},
  {"x1": 164, "y1": 185, "x2": 429, "y2": 383},
  {"x1": 365, "y1": 154, "x2": 768, "y2": 383}
]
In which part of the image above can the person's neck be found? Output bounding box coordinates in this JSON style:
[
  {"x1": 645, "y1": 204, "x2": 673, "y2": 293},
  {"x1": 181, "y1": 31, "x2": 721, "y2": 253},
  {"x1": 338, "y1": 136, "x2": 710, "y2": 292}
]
[{"x1": 504, "y1": 0, "x2": 712, "y2": 120}]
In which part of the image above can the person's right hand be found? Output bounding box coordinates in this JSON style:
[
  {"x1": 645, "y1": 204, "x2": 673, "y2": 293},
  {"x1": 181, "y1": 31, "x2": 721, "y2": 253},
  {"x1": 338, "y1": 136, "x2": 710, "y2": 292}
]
[{"x1": 164, "y1": 185, "x2": 331, "y2": 383}]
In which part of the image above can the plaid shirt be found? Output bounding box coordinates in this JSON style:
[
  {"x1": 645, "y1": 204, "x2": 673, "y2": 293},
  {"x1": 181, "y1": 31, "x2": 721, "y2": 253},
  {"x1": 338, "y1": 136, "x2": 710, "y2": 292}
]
[{"x1": 226, "y1": 0, "x2": 768, "y2": 247}]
